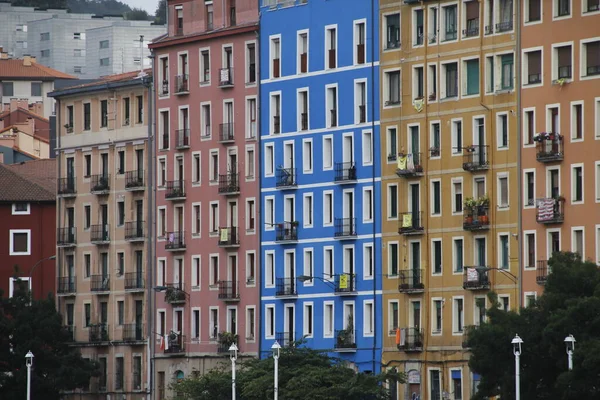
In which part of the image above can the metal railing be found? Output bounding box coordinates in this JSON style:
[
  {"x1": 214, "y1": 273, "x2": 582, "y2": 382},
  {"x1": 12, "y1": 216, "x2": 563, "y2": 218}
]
[
  {"x1": 122, "y1": 323, "x2": 144, "y2": 341},
  {"x1": 57, "y1": 227, "x2": 76, "y2": 246},
  {"x1": 57, "y1": 276, "x2": 76, "y2": 294},
  {"x1": 397, "y1": 328, "x2": 423, "y2": 351},
  {"x1": 125, "y1": 170, "x2": 144, "y2": 189},
  {"x1": 219, "y1": 122, "x2": 234, "y2": 142},
  {"x1": 58, "y1": 177, "x2": 76, "y2": 195},
  {"x1": 164, "y1": 282, "x2": 186, "y2": 303},
  {"x1": 495, "y1": 20, "x2": 513, "y2": 32},
  {"x1": 175, "y1": 74, "x2": 189, "y2": 93},
  {"x1": 64, "y1": 325, "x2": 76, "y2": 342},
  {"x1": 161, "y1": 80, "x2": 169, "y2": 95},
  {"x1": 398, "y1": 269, "x2": 424, "y2": 292},
  {"x1": 334, "y1": 217, "x2": 356, "y2": 238},
  {"x1": 165, "y1": 231, "x2": 186, "y2": 250},
  {"x1": 218, "y1": 227, "x2": 239, "y2": 247},
  {"x1": 536, "y1": 135, "x2": 564, "y2": 162},
  {"x1": 164, "y1": 333, "x2": 186, "y2": 353},
  {"x1": 558, "y1": 65, "x2": 572, "y2": 79},
  {"x1": 395, "y1": 152, "x2": 423, "y2": 177},
  {"x1": 176, "y1": 129, "x2": 190, "y2": 149},
  {"x1": 275, "y1": 222, "x2": 298, "y2": 241},
  {"x1": 334, "y1": 273, "x2": 356, "y2": 294},
  {"x1": 165, "y1": 180, "x2": 185, "y2": 199},
  {"x1": 536, "y1": 260, "x2": 549, "y2": 284},
  {"x1": 218, "y1": 172, "x2": 239, "y2": 194},
  {"x1": 463, "y1": 145, "x2": 489, "y2": 171},
  {"x1": 334, "y1": 162, "x2": 357, "y2": 182},
  {"x1": 125, "y1": 221, "x2": 145, "y2": 241},
  {"x1": 218, "y1": 280, "x2": 240, "y2": 300},
  {"x1": 275, "y1": 331, "x2": 295, "y2": 347},
  {"x1": 463, "y1": 206, "x2": 491, "y2": 230},
  {"x1": 334, "y1": 329, "x2": 356, "y2": 349},
  {"x1": 398, "y1": 211, "x2": 424, "y2": 235},
  {"x1": 90, "y1": 224, "x2": 110, "y2": 243},
  {"x1": 276, "y1": 167, "x2": 297, "y2": 188},
  {"x1": 275, "y1": 277, "x2": 296, "y2": 297},
  {"x1": 536, "y1": 198, "x2": 565, "y2": 224},
  {"x1": 91, "y1": 275, "x2": 110, "y2": 292},
  {"x1": 219, "y1": 67, "x2": 234, "y2": 87},
  {"x1": 463, "y1": 267, "x2": 490, "y2": 290},
  {"x1": 125, "y1": 272, "x2": 144, "y2": 290},
  {"x1": 90, "y1": 174, "x2": 110, "y2": 193},
  {"x1": 89, "y1": 323, "x2": 109, "y2": 342}
]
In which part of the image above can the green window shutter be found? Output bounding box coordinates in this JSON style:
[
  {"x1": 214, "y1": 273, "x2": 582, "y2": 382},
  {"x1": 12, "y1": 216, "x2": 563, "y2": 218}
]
[
  {"x1": 466, "y1": 59, "x2": 480, "y2": 95},
  {"x1": 501, "y1": 54, "x2": 514, "y2": 89}
]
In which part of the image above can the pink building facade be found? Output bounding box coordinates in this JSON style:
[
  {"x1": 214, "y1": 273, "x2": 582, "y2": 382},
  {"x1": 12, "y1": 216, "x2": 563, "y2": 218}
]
[{"x1": 150, "y1": 1, "x2": 259, "y2": 397}]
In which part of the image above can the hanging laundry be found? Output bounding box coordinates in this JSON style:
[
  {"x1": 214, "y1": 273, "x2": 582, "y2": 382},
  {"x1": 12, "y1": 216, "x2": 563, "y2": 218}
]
[{"x1": 397, "y1": 154, "x2": 407, "y2": 170}]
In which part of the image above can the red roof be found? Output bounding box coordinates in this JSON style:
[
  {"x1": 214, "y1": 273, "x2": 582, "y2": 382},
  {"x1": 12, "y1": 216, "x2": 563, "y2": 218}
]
[
  {"x1": 0, "y1": 159, "x2": 56, "y2": 202},
  {"x1": 0, "y1": 59, "x2": 77, "y2": 80},
  {"x1": 58, "y1": 69, "x2": 152, "y2": 92}
]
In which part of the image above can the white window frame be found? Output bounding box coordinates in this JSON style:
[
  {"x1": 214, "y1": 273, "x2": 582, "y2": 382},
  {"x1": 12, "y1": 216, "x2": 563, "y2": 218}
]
[
  {"x1": 387, "y1": 183, "x2": 398, "y2": 220},
  {"x1": 302, "y1": 138, "x2": 313, "y2": 174},
  {"x1": 265, "y1": 304, "x2": 275, "y2": 339},
  {"x1": 383, "y1": 68, "x2": 401, "y2": 108},
  {"x1": 570, "y1": 163, "x2": 584, "y2": 205},
  {"x1": 11, "y1": 203, "x2": 30, "y2": 215},
  {"x1": 192, "y1": 202, "x2": 201, "y2": 237},
  {"x1": 452, "y1": 296, "x2": 465, "y2": 335},
  {"x1": 264, "y1": 143, "x2": 274, "y2": 177},
  {"x1": 595, "y1": 161, "x2": 600, "y2": 202},
  {"x1": 265, "y1": 250, "x2": 275, "y2": 288},
  {"x1": 322, "y1": 135, "x2": 333, "y2": 171},
  {"x1": 363, "y1": 186, "x2": 374, "y2": 223},
  {"x1": 323, "y1": 301, "x2": 334, "y2": 338},
  {"x1": 431, "y1": 297, "x2": 443, "y2": 335},
  {"x1": 302, "y1": 248, "x2": 314, "y2": 286},
  {"x1": 430, "y1": 178, "x2": 442, "y2": 216},
  {"x1": 522, "y1": 107, "x2": 537, "y2": 147},
  {"x1": 9, "y1": 277, "x2": 31, "y2": 297},
  {"x1": 451, "y1": 177, "x2": 463, "y2": 215},
  {"x1": 497, "y1": 172, "x2": 510, "y2": 209},
  {"x1": 452, "y1": 236, "x2": 465, "y2": 275},
  {"x1": 9, "y1": 229, "x2": 31, "y2": 256},
  {"x1": 523, "y1": 0, "x2": 544, "y2": 25},
  {"x1": 497, "y1": 232, "x2": 510, "y2": 270},
  {"x1": 551, "y1": 41, "x2": 574, "y2": 82},
  {"x1": 570, "y1": 100, "x2": 585, "y2": 142},
  {"x1": 553, "y1": 0, "x2": 573, "y2": 20},
  {"x1": 363, "y1": 242, "x2": 374, "y2": 280},
  {"x1": 303, "y1": 302, "x2": 314, "y2": 338},
  {"x1": 362, "y1": 130, "x2": 373, "y2": 166},
  {"x1": 297, "y1": 29, "x2": 309, "y2": 74},
  {"x1": 191, "y1": 255, "x2": 201, "y2": 290},
  {"x1": 571, "y1": 226, "x2": 585, "y2": 259},
  {"x1": 322, "y1": 190, "x2": 334, "y2": 227},
  {"x1": 431, "y1": 238, "x2": 443, "y2": 275},
  {"x1": 363, "y1": 300, "x2": 375, "y2": 337},
  {"x1": 523, "y1": 168, "x2": 536, "y2": 209},
  {"x1": 265, "y1": 196, "x2": 275, "y2": 231},
  {"x1": 496, "y1": 111, "x2": 509, "y2": 149},
  {"x1": 523, "y1": 230, "x2": 537, "y2": 270},
  {"x1": 581, "y1": 37, "x2": 600, "y2": 80},
  {"x1": 388, "y1": 241, "x2": 399, "y2": 277},
  {"x1": 246, "y1": 305, "x2": 256, "y2": 342},
  {"x1": 522, "y1": 47, "x2": 544, "y2": 88}
]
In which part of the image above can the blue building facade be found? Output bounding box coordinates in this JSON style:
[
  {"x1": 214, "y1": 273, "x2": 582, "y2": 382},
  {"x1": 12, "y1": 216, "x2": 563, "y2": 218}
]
[{"x1": 259, "y1": 0, "x2": 381, "y2": 372}]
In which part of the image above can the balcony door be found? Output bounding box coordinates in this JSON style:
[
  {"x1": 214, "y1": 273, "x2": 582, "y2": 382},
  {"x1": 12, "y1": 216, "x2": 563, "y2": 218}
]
[
  {"x1": 101, "y1": 252, "x2": 108, "y2": 279},
  {"x1": 136, "y1": 149, "x2": 144, "y2": 179},
  {"x1": 228, "y1": 151, "x2": 237, "y2": 175},
  {"x1": 174, "y1": 258, "x2": 183, "y2": 286},
  {"x1": 343, "y1": 247, "x2": 354, "y2": 276},
  {"x1": 135, "y1": 250, "x2": 143, "y2": 285},
  {"x1": 474, "y1": 118, "x2": 485, "y2": 164},
  {"x1": 67, "y1": 254, "x2": 75, "y2": 281},
  {"x1": 176, "y1": 206, "x2": 183, "y2": 234},
  {"x1": 409, "y1": 183, "x2": 420, "y2": 228},
  {"x1": 284, "y1": 142, "x2": 294, "y2": 169},
  {"x1": 410, "y1": 242, "x2": 421, "y2": 285},
  {"x1": 228, "y1": 254, "x2": 237, "y2": 297},
  {"x1": 475, "y1": 237, "x2": 486, "y2": 266},
  {"x1": 410, "y1": 300, "x2": 421, "y2": 329},
  {"x1": 284, "y1": 304, "x2": 295, "y2": 345},
  {"x1": 284, "y1": 251, "x2": 295, "y2": 285},
  {"x1": 100, "y1": 204, "x2": 108, "y2": 236},
  {"x1": 101, "y1": 153, "x2": 108, "y2": 178},
  {"x1": 135, "y1": 300, "x2": 143, "y2": 339},
  {"x1": 409, "y1": 126, "x2": 419, "y2": 164},
  {"x1": 136, "y1": 200, "x2": 143, "y2": 235},
  {"x1": 343, "y1": 303, "x2": 355, "y2": 330},
  {"x1": 177, "y1": 157, "x2": 184, "y2": 186},
  {"x1": 228, "y1": 200, "x2": 238, "y2": 229},
  {"x1": 66, "y1": 157, "x2": 74, "y2": 180},
  {"x1": 343, "y1": 135, "x2": 354, "y2": 164},
  {"x1": 100, "y1": 301, "x2": 108, "y2": 325}
]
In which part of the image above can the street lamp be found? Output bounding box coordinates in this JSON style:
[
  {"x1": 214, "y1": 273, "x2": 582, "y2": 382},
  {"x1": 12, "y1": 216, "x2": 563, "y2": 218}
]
[
  {"x1": 512, "y1": 334, "x2": 523, "y2": 400},
  {"x1": 272, "y1": 341, "x2": 281, "y2": 400},
  {"x1": 25, "y1": 350, "x2": 34, "y2": 400},
  {"x1": 229, "y1": 343, "x2": 238, "y2": 400},
  {"x1": 564, "y1": 334, "x2": 575, "y2": 370},
  {"x1": 28, "y1": 255, "x2": 56, "y2": 297}
]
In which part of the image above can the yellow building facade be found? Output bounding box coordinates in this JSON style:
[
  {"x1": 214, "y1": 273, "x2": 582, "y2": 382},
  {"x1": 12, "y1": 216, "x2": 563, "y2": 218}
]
[{"x1": 380, "y1": 1, "x2": 519, "y2": 398}]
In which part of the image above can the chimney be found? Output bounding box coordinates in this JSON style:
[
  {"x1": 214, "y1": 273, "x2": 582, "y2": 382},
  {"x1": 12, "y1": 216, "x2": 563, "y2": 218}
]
[
  {"x1": 23, "y1": 55, "x2": 34, "y2": 66},
  {"x1": 30, "y1": 102, "x2": 43, "y2": 116},
  {"x1": 0, "y1": 51, "x2": 8, "y2": 60}
]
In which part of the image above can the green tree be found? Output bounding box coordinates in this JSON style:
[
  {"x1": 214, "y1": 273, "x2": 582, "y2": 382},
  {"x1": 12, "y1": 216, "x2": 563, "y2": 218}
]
[
  {"x1": 172, "y1": 345, "x2": 404, "y2": 400},
  {"x1": 0, "y1": 283, "x2": 98, "y2": 400},
  {"x1": 466, "y1": 252, "x2": 600, "y2": 400},
  {"x1": 124, "y1": 7, "x2": 150, "y2": 21},
  {"x1": 155, "y1": 0, "x2": 167, "y2": 25}
]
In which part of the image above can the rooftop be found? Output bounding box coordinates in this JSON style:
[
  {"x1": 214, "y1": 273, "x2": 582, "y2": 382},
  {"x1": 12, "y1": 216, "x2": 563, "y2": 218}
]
[
  {"x1": 0, "y1": 159, "x2": 56, "y2": 202},
  {"x1": 50, "y1": 69, "x2": 152, "y2": 97},
  {"x1": 0, "y1": 57, "x2": 77, "y2": 80}
]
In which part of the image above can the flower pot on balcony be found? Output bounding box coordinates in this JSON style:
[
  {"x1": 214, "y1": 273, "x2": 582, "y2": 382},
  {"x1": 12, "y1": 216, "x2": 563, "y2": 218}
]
[
  {"x1": 465, "y1": 216, "x2": 473, "y2": 224},
  {"x1": 478, "y1": 215, "x2": 489, "y2": 224}
]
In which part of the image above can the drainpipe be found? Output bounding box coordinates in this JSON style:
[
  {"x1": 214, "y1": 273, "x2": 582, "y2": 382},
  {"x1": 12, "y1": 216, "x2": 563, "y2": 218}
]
[
  {"x1": 55, "y1": 98, "x2": 62, "y2": 316},
  {"x1": 256, "y1": 21, "x2": 263, "y2": 362},
  {"x1": 370, "y1": 0, "x2": 377, "y2": 374},
  {"x1": 515, "y1": 0, "x2": 523, "y2": 310}
]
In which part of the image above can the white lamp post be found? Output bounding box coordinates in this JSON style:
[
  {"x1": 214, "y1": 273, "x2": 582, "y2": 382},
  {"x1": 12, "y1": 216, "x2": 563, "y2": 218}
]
[
  {"x1": 271, "y1": 341, "x2": 281, "y2": 400},
  {"x1": 564, "y1": 334, "x2": 575, "y2": 371},
  {"x1": 25, "y1": 350, "x2": 34, "y2": 400},
  {"x1": 512, "y1": 334, "x2": 523, "y2": 400},
  {"x1": 229, "y1": 343, "x2": 238, "y2": 400}
]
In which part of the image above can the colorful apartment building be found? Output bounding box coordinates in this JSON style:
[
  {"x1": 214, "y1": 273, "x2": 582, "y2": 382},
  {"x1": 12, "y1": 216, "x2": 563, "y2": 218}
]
[
  {"x1": 380, "y1": 0, "x2": 519, "y2": 398},
  {"x1": 51, "y1": 71, "x2": 152, "y2": 399},
  {"x1": 259, "y1": 0, "x2": 382, "y2": 372},
  {"x1": 520, "y1": 0, "x2": 600, "y2": 302},
  {"x1": 149, "y1": 0, "x2": 259, "y2": 397}
]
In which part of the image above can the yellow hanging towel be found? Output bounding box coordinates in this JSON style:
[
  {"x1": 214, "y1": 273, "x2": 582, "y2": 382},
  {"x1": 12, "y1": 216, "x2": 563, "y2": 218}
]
[
  {"x1": 402, "y1": 213, "x2": 412, "y2": 228},
  {"x1": 397, "y1": 155, "x2": 407, "y2": 170}
]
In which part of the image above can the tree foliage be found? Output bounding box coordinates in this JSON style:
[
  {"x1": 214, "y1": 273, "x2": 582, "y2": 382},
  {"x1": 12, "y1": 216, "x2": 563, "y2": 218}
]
[
  {"x1": 172, "y1": 345, "x2": 404, "y2": 400},
  {"x1": 124, "y1": 7, "x2": 150, "y2": 21},
  {"x1": 466, "y1": 252, "x2": 600, "y2": 400},
  {"x1": 66, "y1": 0, "x2": 132, "y2": 15},
  {"x1": 11, "y1": 0, "x2": 67, "y2": 7},
  {"x1": 0, "y1": 284, "x2": 98, "y2": 400},
  {"x1": 154, "y1": 0, "x2": 167, "y2": 25}
]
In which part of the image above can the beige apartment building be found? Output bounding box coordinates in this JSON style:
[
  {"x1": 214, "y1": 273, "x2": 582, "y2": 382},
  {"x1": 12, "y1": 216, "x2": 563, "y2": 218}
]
[
  {"x1": 380, "y1": 1, "x2": 519, "y2": 398},
  {"x1": 50, "y1": 70, "x2": 152, "y2": 399}
]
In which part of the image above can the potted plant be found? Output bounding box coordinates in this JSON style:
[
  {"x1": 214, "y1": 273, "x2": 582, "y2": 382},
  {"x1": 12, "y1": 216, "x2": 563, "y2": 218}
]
[
  {"x1": 464, "y1": 197, "x2": 476, "y2": 224},
  {"x1": 477, "y1": 195, "x2": 490, "y2": 224},
  {"x1": 429, "y1": 147, "x2": 440, "y2": 157}
]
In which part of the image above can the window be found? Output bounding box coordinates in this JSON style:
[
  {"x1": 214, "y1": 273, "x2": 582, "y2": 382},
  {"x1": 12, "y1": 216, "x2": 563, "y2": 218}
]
[
  {"x1": 525, "y1": 50, "x2": 542, "y2": 85},
  {"x1": 385, "y1": 13, "x2": 400, "y2": 49},
  {"x1": 464, "y1": 1, "x2": 480, "y2": 36},
  {"x1": 364, "y1": 243, "x2": 374, "y2": 278},
  {"x1": 210, "y1": 202, "x2": 219, "y2": 233},
  {"x1": 384, "y1": 70, "x2": 401, "y2": 105},
  {"x1": 264, "y1": 144, "x2": 274, "y2": 176},
  {"x1": 443, "y1": 62, "x2": 458, "y2": 98},
  {"x1": 191, "y1": 309, "x2": 200, "y2": 339},
  {"x1": 191, "y1": 256, "x2": 200, "y2": 288},
  {"x1": 100, "y1": 100, "x2": 108, "y2": 128},
  {"x1": 245, "y1": 147, "x2": 255, "y2": 179},
  {"x1": 387, "y1": 127, "x2": 398, "y2": 161},
  {"x1": 453, "y1": 238, "x2": 464, "y2": 273},
  {"x1": 500, "y1": 54, "x2": 514, "y2": 89},
  {"x1": 524, "y1": 170, "x2": 535, "y2": 206},
  {"x1": 453, "y1": 298, "x2": 464, "y2": 333},
  {"x1": 526, "y1": 0, "x2": 541, "y2": 22},
  {"x1": 303, "y1": 194, "x2": 313, "y2": 227},
  {"x1": 442, "y1": 4, "x2": 457, "y2": 41},
  {"x1": 428, "y1": 6, "x2": 439, "y2": 43},
  {"x1": 100, "y1": 58, "x2": 110, "y2": 66},
  {"x1": 303, "y1": 249, "x2": 314, "y2": 285},
  {"x1": 323, "y1": 136, "x2": 333, "y2": 170},
  {"x1": 464, "y1": 59, "x2": 480, "y2": 95},
  {"x1": 555, "y1": 45, "x2": 573, "y2": 80},
  {"x1": 413, "y1": 66, "x2": 424, "y2": 99},
  {"x1": 246, "y1": 199, "x2": 255, "y2": 231},
  {"x1": 209, "y1": 255, "x2": 219, "y2": 286},
  {"x1": 323, "y1": 302, "x2": 334, "y2": 337},
  {"x1": 83, "y1": 103, "x2": 91, "y2": 130},
  {"x1": 498, "y1": 174, "x2": 509, "y2": 208},
  {"x1": 193, "y1": 204, "x2": 201, "y2": 235},
  {"x1": 29, "y1": 82, "x2": 42, "y2": 97},
  {"x1": 40, "y1": 49, "x2": 50, "y2": 58},
  {"x1": 246, "y1": 252, "x2": 256, "y2": 284},
  {"x1": 10, "y1": 230, "x2": 30, "y2": 255},
  {"x1": 485, "y1": 55, "x2": 495, "y2": 92},
  {"x1": 2, "y1": 82, "x2": 14, "y2": 97},
  {"x1": 524, "y1": 232, "x2": 536, "y2": 269},
  {"x1": 364, "y1": 301, "x2": 374, "y2": 336},
  {"x1": 363, "y1": 188, "x2": 373, "y2": 223},
  {"x1": 323, "y1": 247, "x2": 334, "y2": 280},
  {"x1": 428, "y1": 64, "x2": 438, "y2": 100},
  {"x1": 585, "y1": 0, "x2": 600, "y2": 13},
  {"x1": 354, "y1": 21, "x2": 366, "y2": 65},
  {"x1": 298, "y1": 31, "x2": 308, "y2": 74},
  {"x1": 389, "y1": 301, "x2": 399, "y2": 333},
  {"x1": 362, "y1": 131, "x2": 373, "y2": 165},
  {"x1": 326, "y1": 26, "x2": 337, "y2": 69},
  {"x1": 206, "y1": 2, "x2": 213, "y2": 30},
  {"x1": 388, "y1": 184, "x2": 398, "y2": 219},
  {"x1": 430, "y1": 370, "x2": 441, "y2": 400},
  {"x1": 265, "y1": 305, "x2": 275, "y2": 338},
  {"x1": 136, "y1": 95, "x2": 143, "y2": 123},
  {"x1": 246, "y1": 43, "x2": 256, "y2": 83},
  {"x1": 12, "y1": 202, "x2": 30, "y2": 215},
  {"x1": 117, "y1": 201, "x2": 124, "y2": 226},
  {"x1": 414, "y1": 9, "x2": 424, "y2": 46},
  {"x1": 117, "y1": 300, "x2": 124, "y2": 325},
  {"x1": 265, "y1": 251, "x2": 275, "y2": 287},
  {"x1": 246, "y1": 307, "x2": 255, "y2": 340},
  {"x1": 451, "y1": 370, "x2": 463, "y2": 400},
  {"x1": 192, "y1": 153, "x2": 201, "y2": 183},
  {"x1": 497, "y1": 113, "x2": 508, "y2": 148},
  {"x1": 452, "y1": 179, "x2": 463, "y2": 213},
  {"x1": 210, "y1": 151, "x2": 219, "y2": 182},
  {"x1": 499, "y1": 234, "x2": 509, "y2": 269},
  {"x1": 432, "y1": 299, "x2": 442, "y2": 334},
  {"x1": 271, "y1": 94, "x2": 280, "y2": 134},
  {"x1": 270, "y1": 36, "x2": 281, "y2": 78},
  {"x1": 200, "y1": 50, "x2": 210, "y2": 83},
  {"x1": 524, "y1": 109, "x2": 536, "y2": 145},
  {"x1": 432, "y1": 239, "x2": 442, "y2": 274},
  {"x1": 326, "y1": 86, "x2": 338, "y2": 127},
  {"x1": 388, "y1": 242, "x2": 399, "y2": 276},
  {"x1": 303, "y1": 139, "x2": 313, "y2": 173},
  {"x1": 571, "y1": 102, "x2": 583, "y2": 140},
  {"x1": 555, "y1": 0, "x2": 571, "y2": 17},
  {"x1": 572, "y1": 165, "x2": 583, "y2": 203},
  {"x1": 497, "y1": 0, "x2": 513, "y2": 31},
  {"x1": 83, "y1": 205, "x2": 90, "y2": 229},
  {"x1": 323, "y1": 191, "x2": 333, "y2": 226}
]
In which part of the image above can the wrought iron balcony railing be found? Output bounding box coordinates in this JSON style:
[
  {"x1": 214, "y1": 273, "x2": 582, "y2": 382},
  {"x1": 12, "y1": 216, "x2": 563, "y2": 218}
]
[
  {"x1": 125, "y1": 170, "x2": 144, "y2": 190},
  {"x1": 218, "y1": 172, "x2": 240, "y2": 195},
  {"x1": 463, "y1": 267, "x2": 490, "y2": 290},
  {"x1": 463, "y1": 145, "x2": 489, "y2": 171},
  {"x1": 219, "y1": 122, "x2": 234, "y2": 142},
  {"x1": 57, "y1": 227, "x2": 76, "y2": 246},
  {"x1": 164, "y1": 333, "x2": 186, "y2": 353},
  {"x1": 535, "y1": 134, "x2": 564, "y2": 162},
  {"x1": 395, "y1": 152, "x2": 424, "y2": 178},
  {"x1": 275, "y1": 222, "x2": 298, "y2": 242},
  {"x1": 165, "y1": 231, "x2": 186, "y2": 251},
  {"x1": 276, "y1": 167, "x2": 297, "y2": 188},
  {"x1": 90, "y1": 224, "x2": 110, "y2": 244},
  {"x1": 398, "y1": 269, "x2": 424, "y2": 293},
  {"x1": 275, "y1": 331, "x2": 296, "y2": 348},
  {"x1": 58, "y1": 177, "x2": 76, "y2": 196},
  {"x1": 536, "y1": 198, "x2": 565, "y2": 224},
  {"x1": 89, "y1": 323, "x2": 109, "y2": 342},
  {"x1": 175, "y1": 74, "x2": 189, "y2": 93},
  {"x1": 125, "y1": 272, "x2": 144, "y2": 290},
  {"x1": 90, "y1": 174, "x2": 110, "y2": 193},
  {"x1": 334, "y1": 329, "x2": 357, "y2": 350},
  {"x1": 218, "y1": 280, "x2": 240, "y2": 301},
  {"x1": 334, "y1": 273, "x2": 356, "y2": 295},
  {"x1": 398, "y1": 211, "x2": 424, "y2": 235},
  {"x1": 165, "y1": 180, "x2": 185, "y2": 200},
  {"x1": 91, "y1": 274, "x2": 110, "y2": 292},
  {"x1": 176, "y1": 129, "x2": 190, "y2": 149},
  {"x1": 463, "y1": 206, "x2": 490, "y2": 230},
  {"x1": 57, "y1": 276, "x2": 76, "y2": 294},
  {"x1": 275, "y1": 277, "x2": 297, "y2": 297},
  {"x1": 397, "y1": 327, "x2": 424, "y2": 352},
  {"x1": 334, "y1": 217, "x2": 356, "y2": 238},
  {"x1": 122, "y1": 323, "x2": 144, "y2": 342},
  {"x1": 536, "y1": 260, "x2": 549, "y2": 285},
  {"x1": 334, "y1": 162, "x2": 357, "y2": 182},
  {"x1": 218, "y1": 227, "x2": 240, "y2": 247},
  {"x1": 125, "y1": 221, "x2": 145, "y2": 241},
  {"x1": 219, "y1": 67, "x2": 234, "y2": 87}
]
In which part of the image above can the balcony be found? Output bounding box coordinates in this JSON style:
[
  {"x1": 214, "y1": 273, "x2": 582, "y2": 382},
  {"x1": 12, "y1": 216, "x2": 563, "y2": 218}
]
[
  {"x1": 463, "y1": 267, "x2": 490, "y2": 290},
  {"x1": 90, "y1": 224, "x2": 110, "y2": 244},
  {"x1": 219, "y1": 67, "x2": 234, "y2": 87},
  {"x1": 463, "y1": 206, "x2": 490, "y2": 231},
  {"x1": 535, "y1": 133, "x2": 564, "y2": 162},
  {"x1": 125, "y1": 170, "x2": 145, "y2": 191},
  {"x1": 122, "y1": 323, "x2": 144, "y2": 342},
  {"x1": 275, "y1": 331, "x2": 296, "y2": 348},
  {"x1": 89, "y1": 323, "x2": 109, "y2": 343},
  {"x1": 395, "y1": 153, "x2": 424, "y2": 178},
  {"x1": 57, "y1": 276, "x2": 76, "y2": 295},
  {"x1": 397, "y1": 328, "x2": 423, "y2": 352},
  {"x1": 57, "y1": 227, "x2": 76, "y2": 247},
  {"x1": 275, "y1": 222, "x2": 298, "y2": 242},
  {"x1": 276, "y1": 167, "x2": 297, "y2": 188},
  {"x1": 219, "y1": 123, "x2": 234, "y2": 143},
  {"x1": 275, "y1": 277, "x2": 297, "y2": 297},
  {"x1": 463, "y1": 145, "x2": 489, "y2": 171},
  {"x1": 165, "y1": 180, "x2": 185, "y2": 200},
  {"x1": 218, "y1": 172, "x2": 240, "y2": 195},
  {"x1": 218, "y1": 227, "x2": 240, "y2": 248},
  {"x1": 174, "y1": 74, "x2": 189, "y2": 94},
  {"x1": 176, "y1": 129, "x2": 190, "y2": 149},
  {"x1": 334, "y1": 162, "x2": 357, "y2": 183},
  {"x1": 218, "y1": 280, "x2": 240, "y2": 302},
  {"x1": 58, "y1": 177, "x2": 76, "y2": 197},
  {"x1": 90, "y1": 174, "x2": 110, "y2": 194},
  {"x1": 495, "y1": 20, "x2": 513, "y2": 32},
  {"x1": 125, "y1": 221, "x2": 145, "y2": 242},
  {"x1": 164, "y1": 283, "x2": 186, "y2": 304},
  {"x1": 334, "y1": 217, "x2": 356, "y2": 239},
  {"x1": 165, "y1": 231, "x2": 186, "y2": 251},
  {"x1": 334, "y1": 329, "x2": 357, "y2": 352},
  {"x1": 91, "y1": 275, "x2": 110, "y2": 292},
  {"x1": 124, "y1": 272, "x2": 144, "y2": 291},
  {"x1": 536, "y1": 260, "x2": 549, "y2": 285},
  {"x1": 398, "y1": 211, "x2": 424, "y2": 235},
  {"x1": 334, "y1": 273, "x2": 357, "y2": 295},
  {"x1": 398, "y1": 269, "x2": 424, "y2": 293},
  {"x1": 536, "y1": 198, "x2": 565, "y2": 224},
  {"x1": 164, "y1": 333, "x2": 186, "y2": 354}
]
